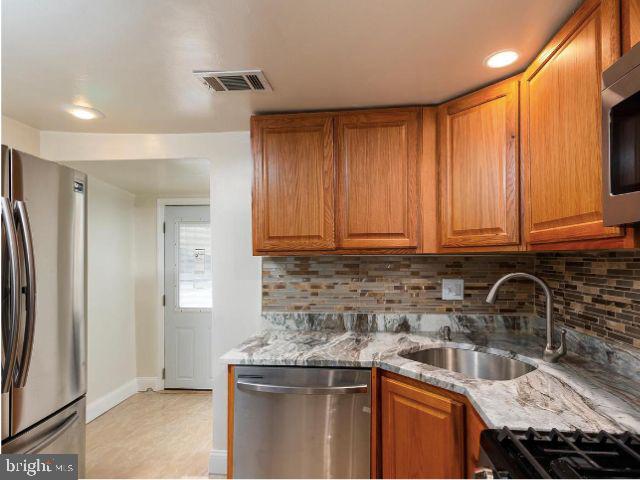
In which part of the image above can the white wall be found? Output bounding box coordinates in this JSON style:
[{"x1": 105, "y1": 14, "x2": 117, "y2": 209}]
[
  {"x1": 86, "y1": 176, "x2": 137, "y2": 417},
  {"x1": 1, "y1": 116, "x2": 41, "y2": 156},
  {"x1": 40, "y1": 129, "x2": 262, "y2": 475},
  {"x1": 133, "y1": 196, "x2": 162, "y2": 379},
  {"x1": 208, "y1": 140, "x2": 262, "y2": 473}
]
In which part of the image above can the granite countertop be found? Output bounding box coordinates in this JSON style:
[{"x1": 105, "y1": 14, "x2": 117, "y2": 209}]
[{"x1": 221, "y1": 329, "x2": 640, "y2": 433}]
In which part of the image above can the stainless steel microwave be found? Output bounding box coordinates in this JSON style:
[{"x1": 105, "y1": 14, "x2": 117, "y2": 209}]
[{"x1": 602, "y1": 42, "x2": 640, "y2": 226}]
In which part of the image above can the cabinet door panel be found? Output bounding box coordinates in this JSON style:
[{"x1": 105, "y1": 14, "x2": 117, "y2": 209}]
[
  {"x1": 622, "y1": 0, "x2": 640, "y2": 52},
  {"x1": 439, "y1": 79, "x2": 520, "y2": 249},
  {"x1": 381, "y1": 377, "x2": 464, "y2": 479},
  {"x1": 252, "y1": 115, "x2": 335, "y2": 252},
  {"x1": 336, "y1": 109, "x2": 419, "y2": 249},
  {"x1": 466, "y1": 404, "x2": 488, "y2": 479},
  {"x1": 522, "y1": 0, "x2": 626, "y2": 247}
]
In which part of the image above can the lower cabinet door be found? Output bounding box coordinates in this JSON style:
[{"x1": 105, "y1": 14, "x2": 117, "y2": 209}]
[{"x1": 381, "y1": 376, "x2": 464, "y2": 479}]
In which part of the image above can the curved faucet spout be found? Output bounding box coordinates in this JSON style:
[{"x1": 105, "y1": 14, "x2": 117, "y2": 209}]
[{"x1": 485, "y1": 272, "x2": 566, "y2": 363}]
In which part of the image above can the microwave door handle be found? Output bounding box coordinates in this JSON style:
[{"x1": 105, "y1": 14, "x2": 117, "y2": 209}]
[
  {"x1": 237, "y1": 380, "x2": 368, "y2": 395},
  {"x1": 1, "y1": 197, "x2": 21, "y2": 393},
  {"x1": 14, "y1": 201, "x2": 36, "y2": 387}
]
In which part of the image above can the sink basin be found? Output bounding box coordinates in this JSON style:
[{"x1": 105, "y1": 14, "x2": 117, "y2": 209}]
[{"x1": 400, "y1": 346, "x2": 537, "y2": 381}]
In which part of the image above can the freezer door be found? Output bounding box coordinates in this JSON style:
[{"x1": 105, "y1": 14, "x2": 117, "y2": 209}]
[
  {"x1": 10, "y1": 150, "x2": 87, "y2": 435},
  {"x1": 2, "y1": 397, "x2": 85, "y2": 478}
]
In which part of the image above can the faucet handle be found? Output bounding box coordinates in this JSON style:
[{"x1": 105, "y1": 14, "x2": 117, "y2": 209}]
[
  {"x1": 558, "y1": 328, "x2": 567, "y2": 355},
  {"x1": 441, "y1": 326, "x2": 452, "y2": 342},
  {"x1": 543, "y1": 328, "x2": 567, "y2": 362}
]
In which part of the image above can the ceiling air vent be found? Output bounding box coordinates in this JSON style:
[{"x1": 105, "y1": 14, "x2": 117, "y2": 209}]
[{"x1": 194, "y1": 70, "x2": 272, "y2": 92}]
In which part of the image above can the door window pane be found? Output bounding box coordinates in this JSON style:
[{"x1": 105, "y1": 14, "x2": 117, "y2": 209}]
[{"x1": 177, "y1": 222, "x2": 212, "y2": 309}]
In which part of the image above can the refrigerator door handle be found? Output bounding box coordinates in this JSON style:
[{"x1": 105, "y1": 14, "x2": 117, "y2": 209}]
[
  {"x1": 24, "y1": 412, "x2": 79, "y2": 454},
  {"x1": 14, "y1": 200, "x2": 36, "y2": 387},
  {"x1": 1, "y1": 197, "x2": 20, "y2": 393}
]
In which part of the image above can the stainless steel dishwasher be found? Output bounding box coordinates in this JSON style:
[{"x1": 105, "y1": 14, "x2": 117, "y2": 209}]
[{"x1": 233, "y1": 366, "x2": 371, "y2": 479}]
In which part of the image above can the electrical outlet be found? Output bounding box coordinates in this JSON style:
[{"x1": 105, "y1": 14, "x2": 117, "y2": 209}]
[{"x1": 442, "y1": 278, "x2": 464, "y2": 300}]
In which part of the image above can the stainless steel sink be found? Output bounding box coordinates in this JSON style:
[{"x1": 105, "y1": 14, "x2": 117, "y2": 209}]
[{"x1": 400, "y1": 346, "x2": 537, "y2": 381}]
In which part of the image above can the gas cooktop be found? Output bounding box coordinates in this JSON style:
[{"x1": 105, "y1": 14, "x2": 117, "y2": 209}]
[{"x1": 479, "y1": 427, "x2": 640, "y2": 479}]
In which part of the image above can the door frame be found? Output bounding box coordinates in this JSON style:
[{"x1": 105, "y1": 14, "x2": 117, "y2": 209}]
[{"x1": 156, "y1": 198, "x2": 210, "y2": 389}]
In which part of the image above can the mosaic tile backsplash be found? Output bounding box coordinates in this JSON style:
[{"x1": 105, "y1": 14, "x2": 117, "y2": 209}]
[
  {"x1": 262, "y1": 251, "x2": 640, "y2": 348},
  {"x1": 262, "y1": 255, "x2": 535, "y2": 314},
  {"x1": 535, "y1": 250, "x2": 640, "y2": 349}
]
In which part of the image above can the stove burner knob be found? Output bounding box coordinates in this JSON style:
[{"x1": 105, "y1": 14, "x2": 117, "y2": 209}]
[{"x1": 473, "y1": 467, "x2": 495, "y2": 479}]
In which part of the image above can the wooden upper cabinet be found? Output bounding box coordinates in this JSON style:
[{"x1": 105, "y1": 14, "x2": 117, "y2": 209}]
[
  {"x1": 381, "y1": 376, "x2": 464, "y2": 479},
  {"x1": 336, "y1": 108, "x2": 419, "y2": 249},
  {"x1": 521, "y1": 0, "x2": 628, "y2": 249},
  {"x1": 420, "y1": 108, "x2": 439, "y2": 253},
  {"x1": 438, "y1": 77, "x2": 520, "y2": 250},
  {"x1": 622, "y1": 0, "x2": 640, "y2": 52},
  {"x1": 251, "y1": 114, "x2": 335, "y2": 252}
]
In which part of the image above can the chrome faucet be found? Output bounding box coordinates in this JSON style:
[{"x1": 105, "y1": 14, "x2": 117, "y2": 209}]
[{"x1": 485, "y1": 272, "x2": 567, "y2": 363}]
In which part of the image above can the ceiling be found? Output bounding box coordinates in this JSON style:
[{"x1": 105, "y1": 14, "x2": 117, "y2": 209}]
[
  {"x1": 64, "y1": 158, "x2": 210, "y2": 197},
  {"x1": 2, "y1": 0, "x2": 582, "y2": 134}
]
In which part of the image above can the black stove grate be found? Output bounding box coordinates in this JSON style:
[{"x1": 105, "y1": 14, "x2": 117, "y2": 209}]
[{"x1": 486, "y1": 427, "x2": 640, "y2": 479}]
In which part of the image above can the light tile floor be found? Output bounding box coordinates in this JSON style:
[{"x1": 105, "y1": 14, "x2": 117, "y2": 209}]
[{"x1": 86, "y1": 390, "x2": 212, "y2": 479}]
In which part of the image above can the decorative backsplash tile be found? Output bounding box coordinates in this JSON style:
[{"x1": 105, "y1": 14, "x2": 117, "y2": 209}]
[
  {"x1": 262, "y1": 255, "x2": 535, "y2": 313},
  {"x1": 535, "y1": 250, "x2": 640, "y2": 349},
  {"x1": 262, "y1": 251, "x2": 640, "y2": 350}
]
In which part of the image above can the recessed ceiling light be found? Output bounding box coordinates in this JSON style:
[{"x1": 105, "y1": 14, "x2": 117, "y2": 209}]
[
  {"x1": 66, "y1": 105, "x2": 105, "y2": 120},
  {"x1": 484, "y1": 50, "x2": 519, "y2": 69}
]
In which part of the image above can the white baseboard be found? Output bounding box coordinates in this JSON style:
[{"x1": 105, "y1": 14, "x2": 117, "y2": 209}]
[
  {"x1": 136, "y1": 376, "x2": 164, "y2": 392},
  {"x1": 209, "y1": 449, "x2": 227, "y2": 476},
  {"x1": 86, "y1": 378, "x2": 138, "y2": 423}
]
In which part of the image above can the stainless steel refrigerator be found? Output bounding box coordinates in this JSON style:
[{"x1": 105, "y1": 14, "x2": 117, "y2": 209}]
[{"x1": 1, "y1": 146, "x2": 86, "y2": 475}]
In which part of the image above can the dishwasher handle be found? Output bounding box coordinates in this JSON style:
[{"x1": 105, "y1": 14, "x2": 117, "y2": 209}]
[{"x1": 237, "y1": 379, "x2": 368, "y2": 395}]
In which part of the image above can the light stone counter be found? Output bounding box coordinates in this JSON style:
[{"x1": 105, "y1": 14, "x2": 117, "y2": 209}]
[{"x1": 222, "y1": 328, "x2": 640, "y2": 433}]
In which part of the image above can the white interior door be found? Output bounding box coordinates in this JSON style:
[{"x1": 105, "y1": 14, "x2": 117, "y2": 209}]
[{"x1": 164, "y1": 205, "x2": 212, "y2": 389}]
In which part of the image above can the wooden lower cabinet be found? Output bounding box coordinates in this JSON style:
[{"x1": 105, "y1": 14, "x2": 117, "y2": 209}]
[
  {"x1": 379, "y1": 371, "x2": 485, "y2": 479},
  {"x1": 381, "y1": 376, "x2": 464, "y2": 478},
  {"x1": 465, "y1": 403, "x2": 488, "y2": 479}
]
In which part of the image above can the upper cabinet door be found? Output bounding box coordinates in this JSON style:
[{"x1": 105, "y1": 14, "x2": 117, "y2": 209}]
[
  {"x1": 438, "y1": 78, "x2": 520, "y2": 250},
  {"x1": 521, "y1": 0, "x2": 627, "y2": 248},
  {"x1": 251, "y1": 114, "x2": 335, "y2": 252},
  {"x1": 622, "y1": 0, "x2": 640, "y2": 52},
  {"x1": 336, "y1": 108, "x2": 419, "y2": 249}
]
